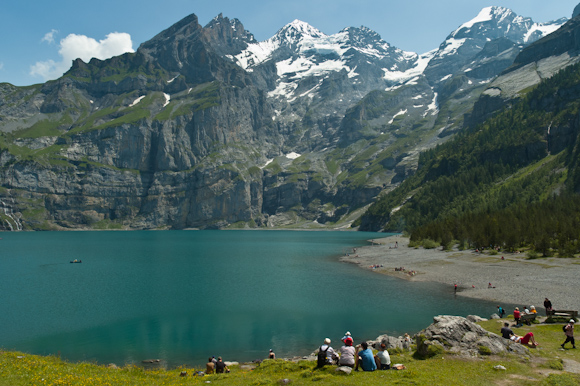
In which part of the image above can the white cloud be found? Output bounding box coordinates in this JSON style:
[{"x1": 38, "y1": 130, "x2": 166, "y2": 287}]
[
  {"x1": 0, "y1": 62, "x2": 4, "y2": 71},
  {"x1": 30, "y1": 32, "x2": 134, "y2": 81},
  {"x1": 41, "y1": 29, "x2": 58, "y2": 44}
]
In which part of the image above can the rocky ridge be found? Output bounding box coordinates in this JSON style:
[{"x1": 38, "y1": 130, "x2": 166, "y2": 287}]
[{"x1": 0, "y1": 6, "x2": 573, "y2": 230}]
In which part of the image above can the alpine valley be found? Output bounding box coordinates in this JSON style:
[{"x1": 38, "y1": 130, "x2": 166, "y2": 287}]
[{"x1": 1, "y1": 5, "x2": 580, "y2": 231}]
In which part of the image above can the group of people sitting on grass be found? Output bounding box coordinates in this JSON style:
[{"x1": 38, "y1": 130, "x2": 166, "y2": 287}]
[
  {"x1": 205, "y1": 356, "x2": 229, "y2": 374},
  {"x1": 500, "y1": 322, "x2": 539, "y2": 346},
  {"x1": 317, "y1": 332, "x2": 395, "y2": 371}
]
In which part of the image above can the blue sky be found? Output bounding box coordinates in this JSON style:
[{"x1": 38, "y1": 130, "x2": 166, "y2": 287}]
[{"x1": 1, "y1": 0, "x2": 578, "y2": 86}]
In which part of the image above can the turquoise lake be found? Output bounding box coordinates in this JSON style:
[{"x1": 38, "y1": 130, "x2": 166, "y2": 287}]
[{"x1": 0, "y1": 230, "x2": 498, "y2": 368}]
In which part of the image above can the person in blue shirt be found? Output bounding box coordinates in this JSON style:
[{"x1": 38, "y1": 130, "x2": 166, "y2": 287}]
[
  {"x1": 497, "y1": 305, "x2": 505, "y2": 318},
  {"x1": 354, "y1": 341, "x2": 376, "y2": 371}
]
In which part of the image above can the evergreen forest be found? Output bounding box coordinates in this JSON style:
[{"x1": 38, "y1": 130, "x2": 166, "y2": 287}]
[{"x1": 358, "y1": 62, "x2": 580, "y2": 256}]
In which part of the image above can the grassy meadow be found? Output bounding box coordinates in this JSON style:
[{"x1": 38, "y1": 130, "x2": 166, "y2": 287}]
[{"x1": 1, "y1": 318, "x2": 579, "y2": 385}]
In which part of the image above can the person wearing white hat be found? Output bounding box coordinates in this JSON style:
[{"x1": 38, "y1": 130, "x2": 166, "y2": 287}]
[
  {"x1": 341, "y1": 331, "x2": 352, "y2": 342},
  {"x1": 562, "y1": 319, "x2": 576, "y2": 349},
  {"x1": 317, "y1": 338, "x2": 338, "y2": 367}
]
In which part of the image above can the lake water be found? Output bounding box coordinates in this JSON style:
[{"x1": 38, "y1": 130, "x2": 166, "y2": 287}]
[{"x1": 0, "y1": 230, "x2": 498, "y2": 368}]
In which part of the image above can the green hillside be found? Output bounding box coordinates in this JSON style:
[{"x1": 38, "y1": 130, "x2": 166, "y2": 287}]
[{"x1": 358, "y1": 62, "x2": 580, "y2": 256}]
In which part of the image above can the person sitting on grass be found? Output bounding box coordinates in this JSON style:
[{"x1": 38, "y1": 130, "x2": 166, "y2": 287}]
[
  {"x1": 354, "y1": 342, "x2": 376, "y2": 371},
  {"x1": 317, "y1": 338, "x2": 339, "y2": 367},
  {"x1": 206, "y1": 357, "x2": 215, "y2": 374},
  {"x1": 510, "y1": 332, "x2": 539, "y2": 347},
  {"x1": 501, "y1": 322, "x2": 514, "y2": 339},
  {"x1": 374, "y1": 342, "x2": 391, "y2": 370},
  {"x1": 215, "y1": 357, "x2": 229, "y2": 373},
  {"x1": 338, "y1": 336, "x2": 355, "y2": 368}
]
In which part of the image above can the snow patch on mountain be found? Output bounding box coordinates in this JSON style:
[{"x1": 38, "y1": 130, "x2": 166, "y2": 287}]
[
  {"x1": 523, "y1": 22, "x2": 563, "y2": 43},
  {"x1": 383, "y1": 50, "x2": 435, "y2": 84},
  {"x1": 234, "y1": 39, "x2": 280, "y2": 69},
  {"x1": 389, "y1": 109, "x2": 407, "y2": 124},
  {"x1": 286, "y1": 152, "x2": 301, "y2": 159},
  {"x1": 460, "y1": 6, "x2": 495, "y2": 30},
  {"x1": 130, "y1": 95, "x2": 145, "y2": 107},
  {"x1": 423, "y1": 93, "x2": 439, "y2": 117},
  {"x1": 439, "y1": 38, "x2": 467, "y2": 56},
  {"x1": 276, "y1": 57, "x2": 345, "y2": 79}
]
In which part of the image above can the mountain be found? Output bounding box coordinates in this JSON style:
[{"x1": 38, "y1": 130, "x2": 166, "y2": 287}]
[
  {"x1": 424, "y1": 7, "x2": 565, "y2": 82},
  {"x1": 467, "y1": 11, "x2": 580, "y2": 128},
  {"x1": 0, "y1": 7, "x2": 573, "y2": 231},
  {"x1": 358, "y1": 9, "x2": 580, "y2": 233}
]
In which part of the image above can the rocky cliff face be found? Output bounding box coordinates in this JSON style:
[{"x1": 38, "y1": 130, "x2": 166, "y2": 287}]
[
  {"x1": 0, "y1": 7, "x2": 573, "y2": 230},
  {"x1": 465, "y1": 11, "x2": 580, "y2": 129}
]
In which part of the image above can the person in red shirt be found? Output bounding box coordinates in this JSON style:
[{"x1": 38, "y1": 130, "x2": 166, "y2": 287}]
[
  {"x1": 511, "y1": 332, "x2": 538, "y2": 346},
  {"x1": 513, "y1": 307, "x2": 521, "y2": 326}
]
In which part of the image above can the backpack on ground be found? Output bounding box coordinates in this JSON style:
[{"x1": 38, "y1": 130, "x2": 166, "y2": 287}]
[{"x1": 317, "y1": 346, "x2": 329, "y2": 367}]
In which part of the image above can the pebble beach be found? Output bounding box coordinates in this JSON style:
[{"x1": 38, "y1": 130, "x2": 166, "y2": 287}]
[{"x1": 341, "y1": 235, "x2": 580, "y2": 315}]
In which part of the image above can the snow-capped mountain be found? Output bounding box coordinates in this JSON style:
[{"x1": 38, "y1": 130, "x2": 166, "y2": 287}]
[
  {"x1": 232, "y1": 20, "x2": 420, "y2": 101},
  {"x1": 203, "y1": 8, "x2": 567, "y2": 138},
  {"x1": 425, "y1": 6, "x2": 566, "y2": 82},
  {"x1": 0, "y1": 5, "x2": 577, "y2": 231}
]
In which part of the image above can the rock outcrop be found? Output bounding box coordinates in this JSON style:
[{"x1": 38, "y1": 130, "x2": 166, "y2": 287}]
[
  {"x1": 369, "y1": 334, "x2": 412, "y2": 351},
  {"x1": 414, "y1": 315, "x2": 529, "y2": 358}
]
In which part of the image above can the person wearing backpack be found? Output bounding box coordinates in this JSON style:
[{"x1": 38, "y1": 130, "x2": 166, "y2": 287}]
[
  {"x1": 561, "y1": 319, "x2": 575, "y2": 349},
  {"x1": 497, "y1": 305, "x2": 505, "y2": 318},
  {"x1": 317, "y1": 338, "x2": 338, "y2": 367}
]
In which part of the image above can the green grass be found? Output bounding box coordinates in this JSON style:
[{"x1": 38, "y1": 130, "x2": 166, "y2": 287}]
[
  {"x1": 13, "y1": 114, "x2": 72, "y2": 139},
  {"x1": 1, "y1": 321, "x2": 580, "y2": 385}
]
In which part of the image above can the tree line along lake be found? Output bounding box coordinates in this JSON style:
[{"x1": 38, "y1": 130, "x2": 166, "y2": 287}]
[{"x1": 0, "y1": 230, "x2": 499, "y2": 368}]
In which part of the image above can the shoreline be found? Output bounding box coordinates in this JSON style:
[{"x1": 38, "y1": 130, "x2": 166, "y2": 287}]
[{"x1": 342, "y1": 235, "x2": 580, "y2": 313}]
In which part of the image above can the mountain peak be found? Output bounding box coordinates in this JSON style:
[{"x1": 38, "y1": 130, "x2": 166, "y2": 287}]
[
  {"x1": 276, "y1": 19, "x2": 325, "y2": 42},
  {"x1": 453, "y1": 6, "x2": 514, "y2": 37}
]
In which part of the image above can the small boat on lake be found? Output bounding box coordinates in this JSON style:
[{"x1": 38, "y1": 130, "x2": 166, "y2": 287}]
[{"x1": 70, "y1": 259, "x2": 82, "y2": 263}]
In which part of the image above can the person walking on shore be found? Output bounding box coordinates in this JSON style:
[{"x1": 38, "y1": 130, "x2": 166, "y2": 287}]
[
  {"x1": 544, "y1": 298, "x2": 553, "y2": 315},
  {"x1": 561, "y1": 319, "x2": 576, "y2": 349},
  {"x1": 497, "y1": 305, "x2": 505, "y2": 318}
]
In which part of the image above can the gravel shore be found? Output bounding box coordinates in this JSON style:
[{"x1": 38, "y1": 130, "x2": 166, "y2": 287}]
[{"x1": 341, "y1": 235, "x2": 580, "y2": 314}]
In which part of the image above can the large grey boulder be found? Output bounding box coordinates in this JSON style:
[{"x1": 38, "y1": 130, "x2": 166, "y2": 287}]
[
  {"x1": 369, "y1": 334, "x2": 410, "y2": 350},
  {"x1": 414, "y1": 315, "x2": 529, "y2": 358},
  {"x1": 467, "y1": 315, "x2": 488, "y2": 323}
]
